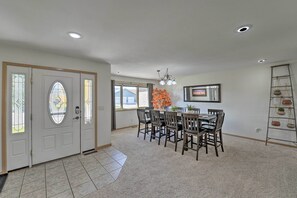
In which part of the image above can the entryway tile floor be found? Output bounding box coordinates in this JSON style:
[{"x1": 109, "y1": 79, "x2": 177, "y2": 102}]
[{"x1": 0, "y1": 147, "x2": 127, "y2": 198}]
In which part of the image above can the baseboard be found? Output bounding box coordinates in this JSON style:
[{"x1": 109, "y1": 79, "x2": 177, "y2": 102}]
[
  {"x1": 115, "y1": 125, "x2": 138, "y2": 130},
  {"x1": 0, "y1": 171, "x2": 8, "y2": 175},
  {"x1": 96, "y1": 143, "x2": 112, "y2": 150},
  {"x1": 224, "y1": 133, "x2": 297, "y2": 148}
]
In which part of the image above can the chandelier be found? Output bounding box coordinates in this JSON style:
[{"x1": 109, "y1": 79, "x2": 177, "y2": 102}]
[{"x1": 157, "y1": 68, "x2": 177, "y2": 86}]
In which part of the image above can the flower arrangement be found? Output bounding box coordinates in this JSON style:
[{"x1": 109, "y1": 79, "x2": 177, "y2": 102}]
[{"x1": 152, "y1": 88, "x2": 172, "y2": 109}]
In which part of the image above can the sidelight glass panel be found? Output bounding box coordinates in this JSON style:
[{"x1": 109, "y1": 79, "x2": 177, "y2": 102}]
[
  {"x1": 49, "y1": 82, "x2": 67, "y2": 124},
  {"x1": 84, "y1": 79, "x2": 93, "y2": 124},
  {"x1": 12, "y1": 74, "x2": 26, "y2": 134}
]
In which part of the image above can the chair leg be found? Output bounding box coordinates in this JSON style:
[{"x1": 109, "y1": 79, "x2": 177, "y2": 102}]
[
  {"x1": 191, "y1": 135, "x2": 193, "y2": 149},
  {"x1": 164, "y1": 128, "x2": 168, "y2": 147},
  {"x1": 205, "y1": 134, "x2": 208, "y2": 154},
  {"x1": 182, "y1": 134, "x2": 187, "y2": 155},
  {"x1": 144, "y1": 124, "x2": 147, "y2": 140},
  {"x1": 137, "y1": 122, "x2": 140, "y2": 137},
  {"x1": 150, "y1": 125, "x2": 154, "y2": 142},
  {"x1": 196, "y1": 135, "x2": 199, "y2": 161},
  {"x1": 158, "y1": 127, "x2": 161, "y2": 145},
  {"x1": 214, "y1": 133, "x2": 219, "y2": 157},
  {"x1": 220, "y1": 130, "x2": 224, "y2": 152},
  {"x1": 174, "y1": 131, "x2": 177, "y2": 152}
]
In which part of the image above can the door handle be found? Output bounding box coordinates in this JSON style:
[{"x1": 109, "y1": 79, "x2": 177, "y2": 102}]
[{"x1": 73, "y1": 116, "x2": 80, "y2": 120}]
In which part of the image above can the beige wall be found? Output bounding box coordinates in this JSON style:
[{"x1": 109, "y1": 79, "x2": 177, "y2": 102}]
[
  {"x1": 0, "y1": 44, "x2": 112, "y2": 172},
  {"x1": 166, "y1": 63, "x2": 297, "y2": 143}
]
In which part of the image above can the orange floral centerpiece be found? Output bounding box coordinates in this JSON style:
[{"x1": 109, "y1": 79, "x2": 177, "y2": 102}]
[{"x1": 152, "y1": 88, "x2": 172, "y2": 109}]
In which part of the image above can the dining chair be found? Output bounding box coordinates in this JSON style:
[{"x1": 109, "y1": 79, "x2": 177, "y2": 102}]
[
  {"x1": 202, "y1": 112, "x2": 225, "y2": 157},
  {"x1": 182, "y1": 113, "x2": 208, "y2": 161},
  {"x1": 136, "y1": 109, "x2": 151, "y2": 140},
  {"x1": 208, "y1": 109, "x2": 224, "y2": 115},
  {"x1": 164, "y1": 111, "x2": 183, "y2": 152},
  {"x1": 150, "y1": 110, "x2": 166, "y2": 145}
]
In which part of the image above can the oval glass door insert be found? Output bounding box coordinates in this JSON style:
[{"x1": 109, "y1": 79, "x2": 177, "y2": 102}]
[{"x1": 49, "y1": 82, "x2": 67, "y2": 124}]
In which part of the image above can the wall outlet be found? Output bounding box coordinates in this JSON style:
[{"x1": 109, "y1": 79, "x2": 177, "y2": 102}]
[{"x1": 255, "y1": 128, "x2": 261, "y2": 133}]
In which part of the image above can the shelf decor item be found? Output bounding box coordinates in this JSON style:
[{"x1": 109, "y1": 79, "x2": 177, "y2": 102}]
[
  {"x1": 271, "y1": 120, "x2": 281, "y2": 127},
  {"x1": 277, "y1": 107, "x2": 285, "y2": 115},
  {"x1": 273, "y1": 89, "x2": 282, "y2": 95},
  {"x1": 287, "y1": 123, "x2": 295, "y2": 129},
  {"x1": 282, "y1": 99, "x2": 292, "y2": 106}
]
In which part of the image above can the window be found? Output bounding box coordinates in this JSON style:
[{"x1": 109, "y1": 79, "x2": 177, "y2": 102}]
[
  {"x1": 139, "y1": 87, "x2": 149, "y2": 107},
  {"x1": 49, "y1": 82, "x2": 67, "y2": 124},
  {"x1": 12, "y1": 74, "x2": 26, "y2": 133},
  {"x1": 84, "y1": 79, "x2": 93, "y2": 124},
  {"x1": 123, "y1": 86, "x2": 137, "y2": 109},
  {"x1": 114, "y1": 84, "x2": 150, "y2": 110}
]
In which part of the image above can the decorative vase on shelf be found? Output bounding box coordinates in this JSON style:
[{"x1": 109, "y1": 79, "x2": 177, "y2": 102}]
[
  {"x1": 287, "y1": 123, "x2": 295, "y2": 129},
  {"x1": 277, "y1": 107, "x2": 285, "y2": 115},
  {"x1": 273, "y1": 89, "x2": 282, "y2": 96},
  {"x1": 282, "y1": 99, "x2": 292, "y2": 106},
  {"x1": 271, "y1": 120, "x2": 281, "y2": 127}
]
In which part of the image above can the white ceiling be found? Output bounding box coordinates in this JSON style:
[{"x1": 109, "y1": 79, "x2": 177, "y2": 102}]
[{"x1": 1, "y1": 0, "x2": 297, "y2": 79}]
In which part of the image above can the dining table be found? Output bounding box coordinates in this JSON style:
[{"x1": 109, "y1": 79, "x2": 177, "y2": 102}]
[{"x1": 145, "y1": 109, "x2": 216, "y2": 122}]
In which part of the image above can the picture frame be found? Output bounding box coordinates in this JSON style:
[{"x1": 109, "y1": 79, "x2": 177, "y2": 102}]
[{"x1": 183, "y1": 84, "x2": 221, "y2": 103}]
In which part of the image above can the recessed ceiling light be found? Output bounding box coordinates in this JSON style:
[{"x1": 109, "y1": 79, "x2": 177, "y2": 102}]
[
  {"x1": 258, "y1": 59, "x2": 266, "y2": 63},
  {"x1": 237, "y1": 25, "x2": 252, "y2": 33},
  {"x1": 68, "y1": 32, "x2": 82, "y2": 39}
]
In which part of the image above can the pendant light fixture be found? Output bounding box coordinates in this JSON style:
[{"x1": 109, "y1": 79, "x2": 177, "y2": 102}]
[{"x1": 157, "y1": 68, "x2": 177, "y2": 86}]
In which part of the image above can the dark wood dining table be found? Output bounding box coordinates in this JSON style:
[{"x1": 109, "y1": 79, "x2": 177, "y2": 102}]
[{"x1": 145, "y1": 110, "x2": 216, "y2": 122}]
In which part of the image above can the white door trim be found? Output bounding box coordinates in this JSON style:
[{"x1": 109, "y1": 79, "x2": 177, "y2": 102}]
[{"x1": 3, "y1": 62, "x2": 98, "y2": 172}]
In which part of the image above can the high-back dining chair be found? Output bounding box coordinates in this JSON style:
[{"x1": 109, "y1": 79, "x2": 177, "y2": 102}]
[
  {"x1": 164, "y1": 111, "x2": 183, "y2": 151},
  {"x1": 182, "y1": 113, "x2": 208, "y2": 161},
  {"x1": 202, "y1": 112, "x2": 225, "y2": 157},
  {"x1": 208, "y1": 109, "x2": 224, "y2": 115},
  {"x1": 150, "y1": 110, "x2": 166, "y2": 145},
  {"x1": 137, "y1": 109, "x2": 151, "y2": 140}
]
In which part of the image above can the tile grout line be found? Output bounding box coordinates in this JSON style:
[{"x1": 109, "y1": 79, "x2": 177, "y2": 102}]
[
  {"x1": 95, "y1": 150, "x2": 123, "y2": 179},
  {"x1": 18, "y1": 169, "x2": 26, "y2": 198},
  {"x1": 77, "y1": 155, "x2": 99, "y2": 190},
  {"x1": 61, "y1": 159, "x2": 75, "y2": 198},
  {"x1": 104, "y1": 149, "x2": 128, "y2": 169}
]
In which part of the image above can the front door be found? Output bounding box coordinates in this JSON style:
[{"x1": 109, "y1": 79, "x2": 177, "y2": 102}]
[{"x1": 32, "y1": 69, "x2": 80, "y2": 164}]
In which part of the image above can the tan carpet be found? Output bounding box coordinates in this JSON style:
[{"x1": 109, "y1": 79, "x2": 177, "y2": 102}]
[{"x1": 86, "y1": 127, "x2": 297, "y2": 198}]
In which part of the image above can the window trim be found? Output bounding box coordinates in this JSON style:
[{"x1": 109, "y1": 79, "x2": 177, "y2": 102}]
[{"x1": 115, "y1": 83, "x2": 149, "y2": 111}]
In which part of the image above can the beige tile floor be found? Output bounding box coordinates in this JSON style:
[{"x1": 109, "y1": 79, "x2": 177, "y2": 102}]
[{"x1": 0, "y1": 147, "x2": 127, "y2": 198}]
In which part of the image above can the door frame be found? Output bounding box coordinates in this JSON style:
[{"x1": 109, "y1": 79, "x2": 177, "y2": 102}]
[{"x1": 2, "y1": 61, "x2": 98, "y2": 173}]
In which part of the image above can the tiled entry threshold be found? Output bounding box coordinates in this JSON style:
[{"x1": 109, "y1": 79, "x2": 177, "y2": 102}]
[{"x1": 0, "y1": 147, "x2": 127, "y2": 198}]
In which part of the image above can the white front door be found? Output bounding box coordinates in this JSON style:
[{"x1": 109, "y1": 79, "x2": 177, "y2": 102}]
[
  {"x1": 32, "y1": 69, "x2": 81, "y2": 164},
  {"x1": 7, "y1": 66, "x2": 31, "y2": 171}
]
